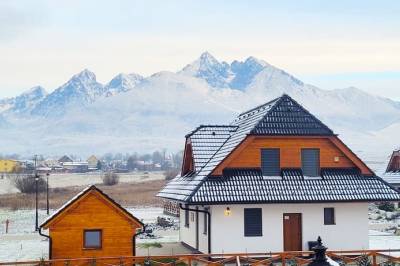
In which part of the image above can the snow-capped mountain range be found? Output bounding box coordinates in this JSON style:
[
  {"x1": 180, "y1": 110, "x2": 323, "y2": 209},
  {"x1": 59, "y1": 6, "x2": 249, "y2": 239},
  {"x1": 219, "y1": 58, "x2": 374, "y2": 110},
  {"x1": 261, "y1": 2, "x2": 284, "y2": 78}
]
[{"x1": 1, "y1": 52, "x2": 399, "y2": 165}]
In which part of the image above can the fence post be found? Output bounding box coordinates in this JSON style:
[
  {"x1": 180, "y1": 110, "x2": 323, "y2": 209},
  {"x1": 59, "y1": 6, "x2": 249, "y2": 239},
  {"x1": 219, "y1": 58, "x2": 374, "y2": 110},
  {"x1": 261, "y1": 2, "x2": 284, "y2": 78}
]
[{"x1": 372, "y1": 252, "x2": 377, "y2": 266}]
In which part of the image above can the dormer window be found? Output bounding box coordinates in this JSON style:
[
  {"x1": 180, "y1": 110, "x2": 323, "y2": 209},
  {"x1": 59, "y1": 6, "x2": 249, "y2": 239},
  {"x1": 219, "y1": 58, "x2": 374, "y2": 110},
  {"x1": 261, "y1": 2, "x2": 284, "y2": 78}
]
[
  {"x1": 261, "y1": 149, "x2": 280, "y2": 176},
  {"x1": 302, "y1": 149, "x2": 320, "y2": 177}
]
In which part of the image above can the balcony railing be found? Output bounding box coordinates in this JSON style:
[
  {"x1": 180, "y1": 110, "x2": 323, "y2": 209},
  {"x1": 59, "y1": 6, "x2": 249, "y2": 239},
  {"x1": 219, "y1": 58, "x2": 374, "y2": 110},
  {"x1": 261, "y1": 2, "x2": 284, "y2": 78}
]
[{"x1": 1, "y1": 249, "x2": 400, "y2": 266}]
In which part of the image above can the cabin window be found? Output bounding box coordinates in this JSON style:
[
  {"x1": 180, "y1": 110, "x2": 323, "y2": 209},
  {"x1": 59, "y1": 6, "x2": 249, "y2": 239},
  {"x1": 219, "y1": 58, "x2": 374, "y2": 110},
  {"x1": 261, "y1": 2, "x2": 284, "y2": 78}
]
[
  {"x1": 302, "y1": 149, "x2": 320, "y2": 177},
  {"x1": 244, "y1": 208, "x2": 262, "y2": 237},
  {"x1": 83, "y1": 229, "x2": 102, "y2": 249},
  {"x1": 184, "y1": 207, "x2": 189, "y2": 228},
  {"x1": 324, "y1": 208, "x2": 335, "y2": 225},
  {"x1": 261, "y1": 149, "x2": 280, "y2": 176}
]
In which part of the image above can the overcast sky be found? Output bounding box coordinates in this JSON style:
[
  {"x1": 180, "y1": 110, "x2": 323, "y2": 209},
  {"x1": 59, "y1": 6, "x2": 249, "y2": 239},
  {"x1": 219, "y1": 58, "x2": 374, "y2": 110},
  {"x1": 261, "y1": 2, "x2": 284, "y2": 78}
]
[{"x1": 1, "y1": 0, "x2": 400, "y2": 99}]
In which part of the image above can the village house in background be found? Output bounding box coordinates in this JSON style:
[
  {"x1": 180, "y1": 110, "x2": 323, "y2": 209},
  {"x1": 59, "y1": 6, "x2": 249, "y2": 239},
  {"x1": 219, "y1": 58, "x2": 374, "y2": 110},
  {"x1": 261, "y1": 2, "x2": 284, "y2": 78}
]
[
  {"x1": 158, "y1": 94, "x2": 400, "y2": 254},
  {"x1": 40, "y1": 185, "x2": 144, "y2": 259},
  {"x1": 0, "y1": 159, "x2": 20, "y2": 174},
  {"x1": 87, "y1": 155, "x2": 99, "y2": 170}
]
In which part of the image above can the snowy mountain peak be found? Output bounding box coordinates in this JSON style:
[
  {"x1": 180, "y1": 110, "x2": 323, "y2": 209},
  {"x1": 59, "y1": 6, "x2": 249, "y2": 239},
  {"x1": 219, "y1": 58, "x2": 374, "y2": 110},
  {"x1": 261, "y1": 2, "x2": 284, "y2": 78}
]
[
  {"x1": 105, "y1": 73, "x2": 144, "y2": 96},
  {"x1": 180, "y1": 52, "x2": 231, "y2": 88},
  {"x1": 72, "y1": 69, "x2": 97, "y2": 82},
  {"x1": 244, "y1": 56, "x2": 268, "y2": 67},
  {"x1": 30, "y1": 69, "x2": 104, "y2": 117},
  {"x1": 0, "y1": 86, "x2": 48, "y2": 114},
  {"x1": 199, "y1": 51, "x2": 220, "y2": 65}
]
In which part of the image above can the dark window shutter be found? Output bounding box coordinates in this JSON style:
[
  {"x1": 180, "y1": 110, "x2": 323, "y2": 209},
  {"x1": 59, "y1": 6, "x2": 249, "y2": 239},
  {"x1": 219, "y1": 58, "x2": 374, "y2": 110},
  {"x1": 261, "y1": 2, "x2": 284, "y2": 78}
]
[
  {"x1": 184, "y1": 207, "x2": 189, "y2": 227},
  {"x1": 203, "y1": 209, "x2": 208, "y2": 235},
  {"x1": 244, "y1": 208, "x2": 262, "y2": 236},
  {"x1": 324, "y1": 208, "x2": 335, "y2": 225},
  {"x1": 261, "y1": 149, "x2": 280, "y2": 176},
  {"x1": 302, "y1": 149, "x2": 320, "y2": 177}
]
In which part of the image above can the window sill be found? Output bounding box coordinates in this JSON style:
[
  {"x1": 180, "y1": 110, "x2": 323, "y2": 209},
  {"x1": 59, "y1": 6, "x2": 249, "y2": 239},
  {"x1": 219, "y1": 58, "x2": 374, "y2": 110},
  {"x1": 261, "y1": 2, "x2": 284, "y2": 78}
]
[{"x1": 82, "y1": 247, "x2": 102, "y2": 250}]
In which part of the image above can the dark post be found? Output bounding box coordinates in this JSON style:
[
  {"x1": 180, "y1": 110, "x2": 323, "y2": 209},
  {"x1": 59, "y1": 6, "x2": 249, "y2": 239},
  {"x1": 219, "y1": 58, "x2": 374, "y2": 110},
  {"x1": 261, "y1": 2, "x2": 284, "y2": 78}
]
[
  {"x1": 46, "y1": 172, "x2": 50, "y2": 215},
  {"x1": 35, "y1": 173, "x2": 39, "y2": 231},
  {"x1": 34, "y1": 154, "x2": 39, "y2": 232},
  {"x1": 308, "y1": 236, "x2": 331, "y2": 266}
]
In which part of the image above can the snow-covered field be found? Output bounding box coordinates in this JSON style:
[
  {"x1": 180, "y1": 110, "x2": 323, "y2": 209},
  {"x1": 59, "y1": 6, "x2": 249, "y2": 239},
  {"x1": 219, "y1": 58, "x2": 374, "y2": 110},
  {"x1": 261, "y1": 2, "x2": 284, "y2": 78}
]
[
  {"x1": 2, "y1": 207, "x2": 400, "y2": 262},
  {"x1": 0, "y1": 171, "x2": 165, "y2": 195},
  {"x1": 0, "y1": 207, "x2": 178, "y2": 262}
]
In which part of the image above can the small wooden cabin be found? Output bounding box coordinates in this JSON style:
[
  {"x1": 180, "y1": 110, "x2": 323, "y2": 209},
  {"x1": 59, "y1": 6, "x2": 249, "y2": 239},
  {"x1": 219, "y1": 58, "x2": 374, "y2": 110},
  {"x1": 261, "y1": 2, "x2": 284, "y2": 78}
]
[{"x1": 40, "y1": 185, "x2": 144, "y2": 259}]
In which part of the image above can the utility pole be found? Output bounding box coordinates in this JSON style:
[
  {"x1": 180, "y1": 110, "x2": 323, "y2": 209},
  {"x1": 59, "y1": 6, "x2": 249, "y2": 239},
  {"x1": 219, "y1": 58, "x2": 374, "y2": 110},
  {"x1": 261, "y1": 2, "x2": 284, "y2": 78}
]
[
  {"x1": 46, "y1": 172, "x2": 50, "y2": 215},
  {"x1": 34, "y1": 155, "x2": 39, "y2": 232}
]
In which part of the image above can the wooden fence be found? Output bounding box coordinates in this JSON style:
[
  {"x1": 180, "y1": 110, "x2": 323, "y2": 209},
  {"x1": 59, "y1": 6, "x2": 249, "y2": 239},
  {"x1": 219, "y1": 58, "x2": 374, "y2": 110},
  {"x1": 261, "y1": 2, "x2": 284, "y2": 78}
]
[{"x1": 1, "y1": 250, "x2": 400, "y2": 266}]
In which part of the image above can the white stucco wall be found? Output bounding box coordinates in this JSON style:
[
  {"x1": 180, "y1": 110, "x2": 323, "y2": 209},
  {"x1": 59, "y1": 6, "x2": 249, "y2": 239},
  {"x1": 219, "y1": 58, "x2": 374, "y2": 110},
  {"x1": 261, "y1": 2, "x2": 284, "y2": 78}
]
[
  {"x1": 180, "y1": 203, "x2": 369, "y2": 253},
  {"x1": 179, "y1": 207, "x2": 209, "y2": 253},
  {"x1": 179, "y1": 208, "x2": 197, "y2": 248}
]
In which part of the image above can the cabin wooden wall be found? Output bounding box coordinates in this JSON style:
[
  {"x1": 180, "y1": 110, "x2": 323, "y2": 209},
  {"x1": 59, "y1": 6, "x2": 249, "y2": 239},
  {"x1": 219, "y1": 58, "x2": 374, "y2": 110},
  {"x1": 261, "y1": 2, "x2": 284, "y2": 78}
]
[
  {"x1": 212, "y1": 136, "x2": 358, "y2": 175},
  {"x1": 49, "y1": 192, "x2": 140, "y2": 259}
]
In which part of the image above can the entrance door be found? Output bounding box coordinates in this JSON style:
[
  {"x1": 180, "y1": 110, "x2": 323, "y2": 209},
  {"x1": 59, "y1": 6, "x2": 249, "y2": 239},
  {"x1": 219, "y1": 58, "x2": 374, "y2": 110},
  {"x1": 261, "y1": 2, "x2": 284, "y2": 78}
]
[{"x1": 283, "y1": 213, "x2": 302, "y2": 251}]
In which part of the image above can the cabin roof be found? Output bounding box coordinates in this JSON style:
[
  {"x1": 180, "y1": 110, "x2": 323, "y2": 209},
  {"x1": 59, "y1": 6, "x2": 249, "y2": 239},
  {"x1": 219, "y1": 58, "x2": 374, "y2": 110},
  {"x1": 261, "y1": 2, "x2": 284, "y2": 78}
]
[
  {"x1": 190, "y1": 168, "x2": 400, "y2": 204},
  {"x1": 157, "y1": 94, "x2": 392, "y2": 203},
  {"x1": 41, "y1": 185, "x2": 144, "y2": 228}
]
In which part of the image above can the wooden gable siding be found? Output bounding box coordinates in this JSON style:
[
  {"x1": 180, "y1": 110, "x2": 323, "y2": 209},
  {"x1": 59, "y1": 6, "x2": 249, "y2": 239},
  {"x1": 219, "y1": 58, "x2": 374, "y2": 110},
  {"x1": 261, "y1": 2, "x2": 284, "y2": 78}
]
[
  {"x1": 211, "y1": 136, "x2": 373, "y2": 176},
  {"x1": 181, "y1": 138, "x2": 194, "y2": 175},
  {"x1": 48, "y1": 191, "x2": 140, "y2": 259},
  {"x1": 387, "y1": 151, "x2": 400, "y2": 172}
]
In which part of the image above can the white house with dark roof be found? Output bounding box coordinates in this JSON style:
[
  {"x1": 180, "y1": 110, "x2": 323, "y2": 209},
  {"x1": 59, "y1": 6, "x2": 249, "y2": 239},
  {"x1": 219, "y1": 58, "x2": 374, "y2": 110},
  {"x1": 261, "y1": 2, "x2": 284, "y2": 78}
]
[{"x1": 158, "y1": 94, "x2": 400, "y2": 254}]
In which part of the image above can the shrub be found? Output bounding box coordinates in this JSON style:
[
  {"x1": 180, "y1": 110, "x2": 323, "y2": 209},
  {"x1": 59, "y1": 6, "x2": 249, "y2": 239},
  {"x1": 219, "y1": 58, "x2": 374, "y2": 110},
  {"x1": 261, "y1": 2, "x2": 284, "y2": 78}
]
[
  {"x1": 101, "y1": 172, "x2": 120, "y2": 186},
  {"x1": 377, "y1": 202, "x2": 395, "y2": 212},
  {"x1": 13, "y1": 175, "x2": 47, "y2": 194},
  {"x1": 164, "y1": 169, "x2": 180, "y2": 180}
]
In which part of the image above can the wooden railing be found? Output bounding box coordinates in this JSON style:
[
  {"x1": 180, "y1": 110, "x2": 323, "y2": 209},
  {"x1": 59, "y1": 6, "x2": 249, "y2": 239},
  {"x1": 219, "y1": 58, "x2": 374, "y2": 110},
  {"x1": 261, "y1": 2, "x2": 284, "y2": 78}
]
[{"x1": 1, "y1": 250, "x2": 400, "y2": 266}]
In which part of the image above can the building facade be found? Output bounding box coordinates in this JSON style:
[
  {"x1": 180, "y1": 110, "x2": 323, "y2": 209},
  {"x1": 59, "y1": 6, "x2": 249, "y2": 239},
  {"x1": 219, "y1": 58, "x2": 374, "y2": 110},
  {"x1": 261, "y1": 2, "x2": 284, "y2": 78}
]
[
  {"x1": 158, "y1": 94, "x2": 400, "y2": 253},
  {"x1": 0, "y1": 159, "x2": 20, "y2": 173},
  {"x1": 40, "y1": 185, "x2": 143, "y2": 259}
]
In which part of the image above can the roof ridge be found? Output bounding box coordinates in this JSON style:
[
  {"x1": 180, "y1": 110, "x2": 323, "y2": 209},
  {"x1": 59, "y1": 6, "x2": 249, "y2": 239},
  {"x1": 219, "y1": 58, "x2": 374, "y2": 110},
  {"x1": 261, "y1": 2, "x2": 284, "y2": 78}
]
[
  {"x1": 238, "y1": 95, "x2": 282, "y2": 117},
  {"x1": 249, "y1": 94, "x2": 334, "y2": 135},
  {"x1": 185, "y1": 124, "x2": 237, "y2": 138}
]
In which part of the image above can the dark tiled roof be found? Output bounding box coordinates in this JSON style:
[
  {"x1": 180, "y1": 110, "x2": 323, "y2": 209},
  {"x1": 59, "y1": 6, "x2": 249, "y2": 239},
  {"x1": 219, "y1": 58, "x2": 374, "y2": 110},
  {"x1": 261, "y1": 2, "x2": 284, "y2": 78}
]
[
  {"x1": 382, "y1": 170, "x2": 400, "y2": 185},
  {"x1": 250, "y1": 95, "x2": 333, "y2": 135},
  {"x1": 189, "y1": 125, "x2": 237, "y2": 172},
  {"x1": 190, "y1": 168, "x2": 400, "y2": 204}
]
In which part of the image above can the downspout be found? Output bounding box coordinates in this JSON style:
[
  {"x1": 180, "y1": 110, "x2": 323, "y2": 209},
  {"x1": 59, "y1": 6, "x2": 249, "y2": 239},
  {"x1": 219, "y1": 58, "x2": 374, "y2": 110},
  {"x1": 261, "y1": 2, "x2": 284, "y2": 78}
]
[
  {"x1": 133, "y1": 224, "x2": 146, "y2": 256},
  {"x1": 179, "y1": 204, "x2": 211, "y2": 254},
  {"x1": 39, "y1": 227, "x2": 52, "y2": 260},
  {"x1": 195, "y1": 207, "x2": 199, "y2": 250}
]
